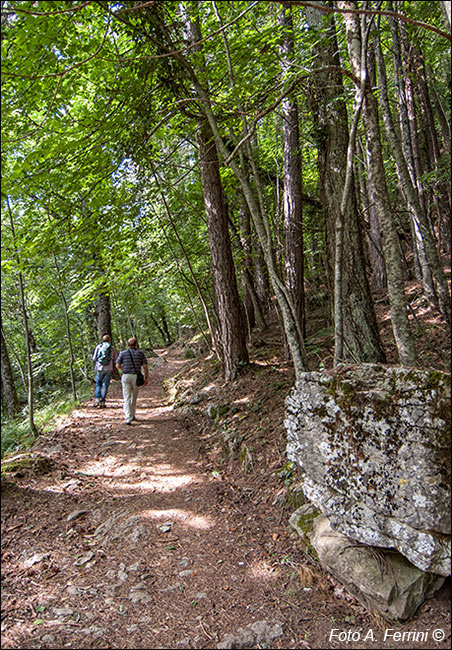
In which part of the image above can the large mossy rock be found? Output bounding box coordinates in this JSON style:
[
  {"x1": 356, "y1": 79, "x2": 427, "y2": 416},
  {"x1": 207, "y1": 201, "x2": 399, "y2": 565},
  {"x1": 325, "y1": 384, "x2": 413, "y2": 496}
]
[{"x1": 285, "y1": 365, "x2": 451, "y2": 576}]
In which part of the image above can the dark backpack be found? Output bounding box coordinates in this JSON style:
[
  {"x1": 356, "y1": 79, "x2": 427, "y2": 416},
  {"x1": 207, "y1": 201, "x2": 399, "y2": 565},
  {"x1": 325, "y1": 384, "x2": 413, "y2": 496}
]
[{"x1": 97, "y1": 341, "x2": 112, "y2": 365}]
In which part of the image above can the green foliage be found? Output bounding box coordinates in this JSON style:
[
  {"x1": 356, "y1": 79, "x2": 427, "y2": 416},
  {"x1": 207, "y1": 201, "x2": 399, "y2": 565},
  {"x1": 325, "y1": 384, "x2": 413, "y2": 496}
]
[
  {"x1": 1, "y1": 1, "x2": 450, "y2": 431},
  {"x1": 1, "y1": 382, "x2": 91, "y2": 458}
]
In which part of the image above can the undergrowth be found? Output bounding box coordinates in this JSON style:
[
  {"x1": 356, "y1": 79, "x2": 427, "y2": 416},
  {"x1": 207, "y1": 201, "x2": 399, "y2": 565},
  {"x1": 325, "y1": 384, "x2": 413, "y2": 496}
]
[{"x1": 1, "y1": 382, "x2": 92, "y2": 458}]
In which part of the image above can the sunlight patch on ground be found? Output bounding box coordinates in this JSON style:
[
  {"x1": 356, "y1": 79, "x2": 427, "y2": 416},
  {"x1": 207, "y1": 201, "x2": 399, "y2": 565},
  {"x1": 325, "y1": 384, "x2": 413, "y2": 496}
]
[
  {"x1": 144, "y1": 405, "x2": 176, "y2": 419},
  {"x1": 231, "y1": 396, "x2": 252, "y2": 405},
  {"x1": 66, "y1": 455, "x2": 205, "y2": 494},
  {"x1": 142, "y1": 507, "x2": 214, "y2": 530},
  {"x1": 79, "y1": 457, "x2": 141, "y2": 478},
  {"x1": 71, "y1": 409, "x2": 93, "y2": 420},
  {"x1": 247, "y1": 559, "x2": 281, "y2": 581},
  {"x1": 200, "y1": 382, "x2": 217, "y2": 393},
  {"x1": 109, "y1": 472, "x2": 198, "y2": 492}
]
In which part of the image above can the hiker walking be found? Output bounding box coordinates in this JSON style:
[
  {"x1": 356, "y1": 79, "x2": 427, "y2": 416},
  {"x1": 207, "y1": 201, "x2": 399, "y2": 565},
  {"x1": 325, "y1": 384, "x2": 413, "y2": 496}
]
[
  {"x1": 116, "y1": 337, "x2": 148, "y2": 425},
  {"x1": 92, "y1": 334, "x2": 118, "y2": 408}
]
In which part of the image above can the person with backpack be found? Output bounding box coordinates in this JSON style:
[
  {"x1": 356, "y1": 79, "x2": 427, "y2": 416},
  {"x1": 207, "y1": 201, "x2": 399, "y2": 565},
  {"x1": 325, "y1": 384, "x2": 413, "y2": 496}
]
[
  {"x1": 115, "y1": 337, "x2": 149, "y2": 425},
  {"x1": 92, "y1": 334, "x2": 118, "y2": 408}
]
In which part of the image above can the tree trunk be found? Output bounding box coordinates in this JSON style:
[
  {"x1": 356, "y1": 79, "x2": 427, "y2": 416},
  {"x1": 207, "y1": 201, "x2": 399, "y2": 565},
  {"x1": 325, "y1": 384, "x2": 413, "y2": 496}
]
[
  {"x1": 211, "y1": 2, "x2": 266, "y2": 336},
  {"x1": 182, "y1": 8, "x2": 250, "y2": 381},
  {"x1": 376, "y1": 28, "x2": 451, "y2": 324},
  {"x1": 160, "y1": 310, "x2": 172, "y2": 346},
  {"x1": 52, "y1": 255, "x2": 77, "y2": 401},
  {"x1": 279, "y1": 7, "x2": 306, "y2": 343},
  {"x1": 356, "y1": 141, "x2": 386, "y2": 290},
  {"x1": 6, "y1": 196, "x2": 38, "y2": 435},
  {"x1": 339, "y1": 1, "x2": 416, "y2": 365},
  {"x1": 95, "y1": 291, "x2": 112, "y2": 340},
  {"x1": 238, "y1": 204, "x2": 267, "y2": 332},
  {"x1": 307, "y1": 5, "x2": 386, "y2": 363},
  {"x1": 177, "y1": 3, "x2": 307, "y2": 378},
  {"x1": 1, "y1": 325, "x2": 20, "y2": 418},
  {"x1": 197, "y1": 119, "x2": 249, "y2": 381},
  {"x1": 412, "y1": 47, "x2": 451, "y2": 258},
  {"x1": 239, "y1": 205, "x2": 256, "y2": 334}
]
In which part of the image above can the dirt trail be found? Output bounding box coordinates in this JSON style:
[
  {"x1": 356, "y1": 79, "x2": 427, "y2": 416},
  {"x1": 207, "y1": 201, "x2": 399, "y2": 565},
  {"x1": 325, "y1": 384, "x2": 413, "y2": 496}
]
[{"x1": 1, "y1": 349, "x2": 450, "y2": 649}]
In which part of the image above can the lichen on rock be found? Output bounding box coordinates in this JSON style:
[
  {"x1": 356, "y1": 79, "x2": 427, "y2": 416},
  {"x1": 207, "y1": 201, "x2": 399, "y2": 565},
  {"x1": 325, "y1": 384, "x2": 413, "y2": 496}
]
[{"x1": 285, "y1": 364, "x2": 451, "y2": 576}]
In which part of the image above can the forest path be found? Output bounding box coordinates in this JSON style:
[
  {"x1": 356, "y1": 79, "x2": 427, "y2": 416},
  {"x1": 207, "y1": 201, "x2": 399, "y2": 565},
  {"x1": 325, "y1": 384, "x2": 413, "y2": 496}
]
[
  {"x1": 1, "y1": 349, "x2": 316, "y2": 649},
  {"x1": 1, "y1": 349, "x2": 450, "y2": 649}
]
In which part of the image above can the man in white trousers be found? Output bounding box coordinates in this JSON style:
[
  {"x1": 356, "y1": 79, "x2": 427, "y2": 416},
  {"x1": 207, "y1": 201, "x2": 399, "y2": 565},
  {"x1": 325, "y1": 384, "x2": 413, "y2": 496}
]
[{"x1": 115, "y1": 337, "x2": 149, "y2": 425}]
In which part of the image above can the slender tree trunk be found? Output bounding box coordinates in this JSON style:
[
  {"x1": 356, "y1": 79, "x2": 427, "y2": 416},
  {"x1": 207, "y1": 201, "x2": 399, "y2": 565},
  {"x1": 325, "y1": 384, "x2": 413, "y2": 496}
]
[
  {"x1": 307, "y1": 4, "x2": 386, "y2": 364},
  {"x1": 239, "y1": 205, "x2": 256, "y2": 334},
  {"x1": 376, "y1": 29, "x2": 451, "y2": 324},
  {"x1": 412, "y1": 47, "x2": 451, "y2": 257},
  {"x1": 150, "y1": 314, "x2": 167, "y2": 346},
  {"x1": 236, "y1": 204, "x2": 267, "y2": 331},
  {"x1": 356, "y1": 142, "x2": 386, "y2": 290},
  {"x1": 1, "y1": 325, "x2": 20, "y2": 418},
  {"x1": 6, "y1": 196, "x2": 38, "y2": 435},
  {"x1": 340, "y1": 1, "x2": 417, "y2": 365},
  {"x1": 279, "y1": 7, "x2": 306, "y2": 344},
  {"x1": 427, "y1": 64, "x2": 451, "y2": 156},
  {"x1": 52, "y1": 255, "x2": 77, "y2": 400},
  {"x1": 160, "y1": 310, "x2": 172, "y2": 346},
  {"x1": 197, "y1": 119, "x2": 249, "y2": 380},
  {"x1": 7, "y1": 336, "x2": 26, "y2": 391},
  {"x1": 253, "y1": 238, "x2": 272, "y2": 318},
  {"x1": 183, "y1": 8, "x2": 250, "y2": 380},
  {"x1": 149, "y1": 163, "x2": 219, "y2": 355}
]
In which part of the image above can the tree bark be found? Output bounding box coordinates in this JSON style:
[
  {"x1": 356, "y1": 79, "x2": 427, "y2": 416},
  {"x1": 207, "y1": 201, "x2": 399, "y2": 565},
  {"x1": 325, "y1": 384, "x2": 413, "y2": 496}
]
[
  {"x1": 307, "y1": 5, "x2": 386, "y2": 363},
  {"x1": 95, "y1": 291, "x2": 112, "y2": 340},
  {"x1": 237, "y1": 204, "x2": 267, "y2": 332},
  {"x1": 6, "y1": 196, "x2": 38, "y2": 435},
  {"x1": 356, "y1": 141, "x2": 386, "y2": 290},
  {"x1": 278, "y1": 7, "x2": 306, "y2": 342},
  {"x1": 376, "y1": 28, "x2": 451, "y2": 324},
  {"x1": 1, "y1": 325, "x2": 20, "y2": 418},
  {"x1": 197, "y1": 119, "x2": 249, "y2": 380},
  {"x1": 339, "y1": 0, "x2": 416, "y2": 365}
]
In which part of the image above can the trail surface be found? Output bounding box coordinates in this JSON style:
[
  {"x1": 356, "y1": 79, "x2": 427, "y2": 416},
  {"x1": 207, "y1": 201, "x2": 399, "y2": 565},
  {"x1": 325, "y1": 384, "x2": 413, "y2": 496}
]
[{"x1": 1, "y1": 349, "x2": 450, "y2": 649}]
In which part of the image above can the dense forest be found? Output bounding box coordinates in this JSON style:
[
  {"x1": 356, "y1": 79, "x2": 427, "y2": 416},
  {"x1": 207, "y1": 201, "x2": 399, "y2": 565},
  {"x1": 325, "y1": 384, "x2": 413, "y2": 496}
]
[{"x1": 1, "y1": 0, "x2": 451, "y2": 453}]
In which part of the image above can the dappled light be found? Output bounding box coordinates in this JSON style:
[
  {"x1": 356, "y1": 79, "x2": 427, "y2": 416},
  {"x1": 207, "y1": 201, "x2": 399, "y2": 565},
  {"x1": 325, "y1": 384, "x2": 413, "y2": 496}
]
[
  {"x1": 2, "y1": 343, "x2": 450, "y2": 650},
  {"x1": 231, "y1": 395, "x2": 252, "y2": 405},
  {"x1": 2, "y1": 0, "x2": 451, "y2": 646},
  {"x1": 141, "y1": 507, "x2": 214, "y2": 531},
  {"x1": 247, "y1": 559, "x2": 282, "y2": 581}
]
